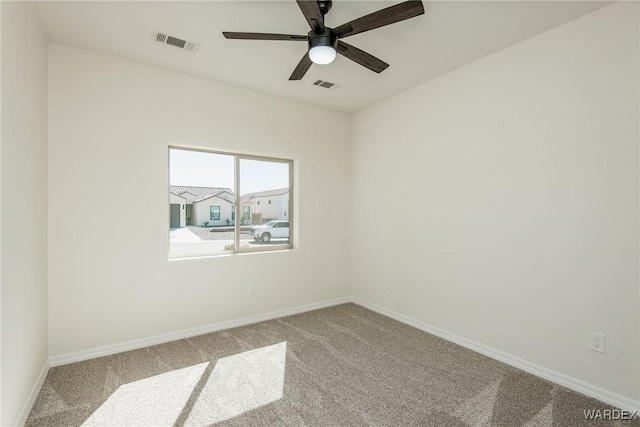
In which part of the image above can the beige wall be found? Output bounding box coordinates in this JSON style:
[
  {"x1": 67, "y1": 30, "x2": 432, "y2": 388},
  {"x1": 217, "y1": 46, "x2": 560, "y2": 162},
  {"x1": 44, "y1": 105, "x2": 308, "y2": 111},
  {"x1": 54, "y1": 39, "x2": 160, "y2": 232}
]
[
  {"x1": 1, "y1": 2, "x2": 49, "y2": 425},
  {"x1": 48, "y1": 43, "x2": 352, "y2": 357},
  {"x1": 352, "y1": 2, "x2": 639, "y2": 401}
]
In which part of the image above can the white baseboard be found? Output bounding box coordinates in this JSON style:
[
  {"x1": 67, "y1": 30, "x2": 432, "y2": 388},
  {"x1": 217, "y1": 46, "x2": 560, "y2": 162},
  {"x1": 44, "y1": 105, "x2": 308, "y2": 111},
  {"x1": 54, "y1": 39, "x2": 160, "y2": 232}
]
[
  {"x1": 15, "y1": 360, "x2": 49, "y2": 427},
  {"x1": 351, "y1": 297, "x2": 640, "y2": 413},
  {"x1": 49, "y1": 297, "x2": 351, "y2": 367},
  {"x1": 47, "y1": 295, "x2": 639, "y2": 413}
]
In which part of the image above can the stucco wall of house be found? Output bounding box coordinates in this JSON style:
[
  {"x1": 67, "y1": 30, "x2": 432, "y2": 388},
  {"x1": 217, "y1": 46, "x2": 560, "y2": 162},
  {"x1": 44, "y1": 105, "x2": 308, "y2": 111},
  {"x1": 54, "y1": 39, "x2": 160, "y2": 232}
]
[
  {"x1": 281, "y1": 194, "x2": 290, "y2": 221},
  {"x1": 254, "y1": 193, "x2": 288, "y2": 222},
  {"x1": 240, "y1": 203, "x2": 253, "y2": 225},
  {"x1": 192, "y1": 196, "x2": 234, "y2": 227},
  {"x1": 177, "y1": 192, "x2": 198, "y2": 204}
]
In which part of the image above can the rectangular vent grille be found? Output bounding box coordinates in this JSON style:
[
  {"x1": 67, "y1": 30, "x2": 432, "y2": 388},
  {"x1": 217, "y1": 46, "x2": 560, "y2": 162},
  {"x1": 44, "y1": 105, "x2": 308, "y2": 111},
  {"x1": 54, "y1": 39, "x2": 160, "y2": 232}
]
[
  {"x1": 152, "y1": 31, "x2": 198, "y2": 53},
  {"x1": 313, "y1": 80, "x2": 335, "y2": 89}
]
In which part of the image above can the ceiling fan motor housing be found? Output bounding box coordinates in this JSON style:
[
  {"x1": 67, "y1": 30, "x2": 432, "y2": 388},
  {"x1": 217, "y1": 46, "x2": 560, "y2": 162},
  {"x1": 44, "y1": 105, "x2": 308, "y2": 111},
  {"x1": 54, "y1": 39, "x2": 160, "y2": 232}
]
[
  {"x1": 317, "y1": 0, "x2": 333, "y2": 15},
  {"x1": 308, "y1": 28, "x2": 337, "y2": 52}
]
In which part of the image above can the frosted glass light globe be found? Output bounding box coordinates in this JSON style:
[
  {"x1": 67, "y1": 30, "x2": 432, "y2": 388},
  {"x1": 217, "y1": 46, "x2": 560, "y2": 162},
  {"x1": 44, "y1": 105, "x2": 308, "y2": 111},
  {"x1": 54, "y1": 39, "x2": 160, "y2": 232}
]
[{"x1": 309, "y1": 46, "x2": 336, "y2": 65}]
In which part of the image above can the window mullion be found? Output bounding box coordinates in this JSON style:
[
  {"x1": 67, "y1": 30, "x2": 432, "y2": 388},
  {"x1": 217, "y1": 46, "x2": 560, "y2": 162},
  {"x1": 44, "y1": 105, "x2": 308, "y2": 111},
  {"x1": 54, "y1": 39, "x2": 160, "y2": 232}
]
[{"x1": 234, "y1": 154, "x2": 240, "y2": 252}]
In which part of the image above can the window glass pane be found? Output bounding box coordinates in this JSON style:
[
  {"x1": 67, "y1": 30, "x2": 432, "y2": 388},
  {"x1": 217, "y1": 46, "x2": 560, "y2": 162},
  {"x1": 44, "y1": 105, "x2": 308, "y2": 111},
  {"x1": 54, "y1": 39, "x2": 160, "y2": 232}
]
[
  {"x1": 210, "y1": 206, "x2": 221, "y2": 220},
  {"x1": 239, "y1": 159, "x2": 290, "y2": 250},
  {"x1": 169, "y1": 148, "x2": 234, "y2": 258}
]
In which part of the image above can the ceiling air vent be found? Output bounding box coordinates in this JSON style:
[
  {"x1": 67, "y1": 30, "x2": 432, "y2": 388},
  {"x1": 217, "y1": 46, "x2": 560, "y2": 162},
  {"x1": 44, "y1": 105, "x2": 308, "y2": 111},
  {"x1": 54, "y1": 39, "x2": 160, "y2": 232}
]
[
  {"x1": 151, "y1": 31, "x2": 199, "y2": 53},
  {"x1": 313, "y1": 80, "x2": 336, "y2": 89}
]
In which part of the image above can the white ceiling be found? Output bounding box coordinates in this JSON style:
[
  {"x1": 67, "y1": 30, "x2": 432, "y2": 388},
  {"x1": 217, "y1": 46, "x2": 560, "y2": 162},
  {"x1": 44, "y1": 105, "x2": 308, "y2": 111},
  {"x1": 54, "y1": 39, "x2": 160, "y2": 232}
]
[{"x1": 34, "y1": 1, "x2": 610, "y2": 112}]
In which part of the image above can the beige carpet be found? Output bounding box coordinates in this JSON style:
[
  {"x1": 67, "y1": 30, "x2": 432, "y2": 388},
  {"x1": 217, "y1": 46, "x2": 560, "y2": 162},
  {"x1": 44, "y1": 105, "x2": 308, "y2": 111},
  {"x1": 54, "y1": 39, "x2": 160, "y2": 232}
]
[{"x1": 26, "y1": 304, "x2": 638, "y2": 426}]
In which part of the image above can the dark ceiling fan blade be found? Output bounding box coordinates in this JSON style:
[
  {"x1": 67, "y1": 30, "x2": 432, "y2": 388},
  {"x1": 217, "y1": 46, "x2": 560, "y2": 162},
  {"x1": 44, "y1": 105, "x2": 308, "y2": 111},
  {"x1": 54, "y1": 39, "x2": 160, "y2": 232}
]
[
  {"x1": 337, "y1": 41, "x2": 389, "y2": 73},
  {"x1": 289, "y1": 52, "x2": 313, "y2": 80},
  {"x1": 296, "y1": 0, "x2": 325, "y2": 33},
  {"x1": 223, "y1": 32, "x2": 307, "y2": 41},
  {"x1": 334, "y1": 1, "x2": 424, "y2": 39}
]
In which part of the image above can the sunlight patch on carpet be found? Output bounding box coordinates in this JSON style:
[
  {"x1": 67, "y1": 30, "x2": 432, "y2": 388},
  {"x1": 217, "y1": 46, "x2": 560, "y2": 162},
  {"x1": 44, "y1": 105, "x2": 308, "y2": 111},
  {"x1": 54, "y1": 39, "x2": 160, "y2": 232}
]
[
  {"x1": 81, "y1": 362, "x2": 209, "y2": 426},
  {"x1": 184, "y1": 341, "x2": 287, "y2": 426},
  {"x1": 453, "y1": 377, "x2": 502, "y2": 427}
]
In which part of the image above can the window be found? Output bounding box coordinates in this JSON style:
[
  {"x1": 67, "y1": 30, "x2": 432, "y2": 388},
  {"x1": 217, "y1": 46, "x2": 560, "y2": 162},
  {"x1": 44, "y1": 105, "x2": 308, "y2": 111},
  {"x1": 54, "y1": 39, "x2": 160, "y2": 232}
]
[
  {"x1": 210, "y1": 206, "x2": 220, "y2": 221},
  {"x1": 169, "y1": 147, "x2": 292, "y2": 258}
]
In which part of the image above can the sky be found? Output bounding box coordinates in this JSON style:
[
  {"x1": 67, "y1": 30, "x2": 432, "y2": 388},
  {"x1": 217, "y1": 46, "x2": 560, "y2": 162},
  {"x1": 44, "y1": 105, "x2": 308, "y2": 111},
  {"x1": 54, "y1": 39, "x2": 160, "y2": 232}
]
[{"x1": 170, "y1": 148, "x2": 289, "y2": 195}]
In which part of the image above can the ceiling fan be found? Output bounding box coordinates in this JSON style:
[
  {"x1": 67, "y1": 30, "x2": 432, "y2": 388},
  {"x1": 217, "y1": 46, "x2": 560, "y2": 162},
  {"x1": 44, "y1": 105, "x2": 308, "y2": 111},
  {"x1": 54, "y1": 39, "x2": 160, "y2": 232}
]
[{"x1": 223, "y1": 0, "x2": 425, "y2": 80}]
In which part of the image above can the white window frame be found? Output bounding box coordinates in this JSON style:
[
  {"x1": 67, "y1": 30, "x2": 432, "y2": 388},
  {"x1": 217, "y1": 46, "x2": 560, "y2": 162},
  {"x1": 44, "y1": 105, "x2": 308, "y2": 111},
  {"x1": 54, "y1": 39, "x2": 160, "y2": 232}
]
[
  {"x1": 234, "y1": 153, "x2": 293, "y2": 254},
  {"x1": 169, "y1": 146, "x2": 293, "y2": 257}
]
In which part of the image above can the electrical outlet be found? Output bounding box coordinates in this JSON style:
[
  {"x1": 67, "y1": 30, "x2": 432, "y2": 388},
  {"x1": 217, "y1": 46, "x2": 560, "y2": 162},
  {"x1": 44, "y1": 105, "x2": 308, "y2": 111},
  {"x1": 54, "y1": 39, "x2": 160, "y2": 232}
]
[
  {"x1": 590, "y1": 332, "x2": 605, "y2": 353},
  {"x1": 249, "y1": 283, "x2": 256, "y2": 295},
  {"x1": 385, "y1": 280, "x2": 392, "y2": 291}
]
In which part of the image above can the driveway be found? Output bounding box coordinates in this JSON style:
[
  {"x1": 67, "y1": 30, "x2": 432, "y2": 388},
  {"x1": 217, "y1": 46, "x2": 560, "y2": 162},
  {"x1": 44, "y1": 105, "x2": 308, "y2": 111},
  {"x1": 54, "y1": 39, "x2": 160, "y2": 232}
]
[{"x1": 170, "y1": 227, "x2": 252, "y2": 257}]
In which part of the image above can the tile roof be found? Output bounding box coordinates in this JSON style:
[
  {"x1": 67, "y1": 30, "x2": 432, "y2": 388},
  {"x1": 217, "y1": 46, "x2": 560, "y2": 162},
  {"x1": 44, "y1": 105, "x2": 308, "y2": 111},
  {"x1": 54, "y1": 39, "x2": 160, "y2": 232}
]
[
  {"x1": 241, "y1": 188, "x2": 289, "y2": 198},
  {"x1": 170, "y1": 186, "x2": 233, "y2": 201},
  {"x1": 170, "y1": 186, "x2": 289, "y2": 204},
  {"x1": 195, "y1": 191, "x2": 234, "y2": 203}
]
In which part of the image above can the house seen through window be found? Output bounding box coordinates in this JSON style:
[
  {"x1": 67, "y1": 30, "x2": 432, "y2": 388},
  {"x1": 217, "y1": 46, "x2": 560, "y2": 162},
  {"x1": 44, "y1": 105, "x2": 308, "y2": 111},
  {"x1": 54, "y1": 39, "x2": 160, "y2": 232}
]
[{"x1": 169, "y1": 147, "x2": 292, "y2": 258}]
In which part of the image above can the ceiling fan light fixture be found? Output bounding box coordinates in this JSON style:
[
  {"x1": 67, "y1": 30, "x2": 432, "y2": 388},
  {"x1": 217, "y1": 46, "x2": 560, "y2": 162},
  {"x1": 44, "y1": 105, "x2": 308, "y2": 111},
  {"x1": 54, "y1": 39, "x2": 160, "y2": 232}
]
[
  {"x1": 309, "y1": 45, "x2": 336, "y2": 65},
  {"x1": 308, "y1": 29, "x2": 337, "y2": 65}
]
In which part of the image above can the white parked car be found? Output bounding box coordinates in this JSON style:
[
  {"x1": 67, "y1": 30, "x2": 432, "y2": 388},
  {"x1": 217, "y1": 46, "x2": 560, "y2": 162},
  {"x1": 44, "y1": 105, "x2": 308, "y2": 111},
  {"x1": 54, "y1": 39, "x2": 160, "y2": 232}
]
[{"x1": 250, "y1": 220, "x2": 289, "y2": 243}]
